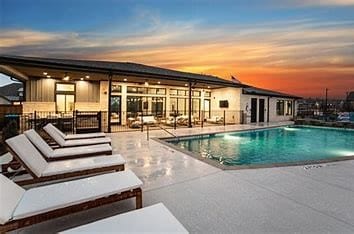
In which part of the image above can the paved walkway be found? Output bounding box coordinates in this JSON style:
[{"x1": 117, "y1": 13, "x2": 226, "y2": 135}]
[{"x1": 14, "y1": 122, "x2": 354, "y2": 233}]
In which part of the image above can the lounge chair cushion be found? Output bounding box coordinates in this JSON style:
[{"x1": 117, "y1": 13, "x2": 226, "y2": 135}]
[
  {"x1": 43, "y1": 125, "x2": 67, "y2": 146},
  {"x1": 0, "y1": 175, "x2": 25, "y2": 225},
  {"x1": 46, "y1": 123, "x2": 106, "y2": 140},
  {"x1": 24, "y1": 129, "x2": 54, "y2": 157},
  {"x1": 24, "y1": 129, "x2": 112, "y2": 158},
  {"x1": 44, "y1": 125, "x2": 111, "y2": 147},
  {"x1": 60, "y1": 137, "x2": 111, "y2": 147},
  {"x1": 41, "y1": 154, "x2": 126, "y2": 176},
  {"x1": 12, "y1": 170, "x2": 143, "y2": 220},
  {"x1": 6, "y1": 135, "x2": 48, "y2": 177},
  {"x1": 51, "y1": 144, "x2": 112, "y2": 158},
  {"x1": 60, "y1": 203, "x2": 188, "y2": 233}
]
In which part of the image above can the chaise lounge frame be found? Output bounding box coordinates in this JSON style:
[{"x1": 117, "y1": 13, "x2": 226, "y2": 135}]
[
  {"x1": 5, "y1": 144, "x2": 124, "y2": 186},
  {"x1": 0, "y1": 187, "x2": 142, "y2": 233}
]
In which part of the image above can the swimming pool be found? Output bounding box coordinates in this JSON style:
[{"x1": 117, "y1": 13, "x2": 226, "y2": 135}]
[{"x1": 166, "y1": 126, "x2": 354, "y2": 167}]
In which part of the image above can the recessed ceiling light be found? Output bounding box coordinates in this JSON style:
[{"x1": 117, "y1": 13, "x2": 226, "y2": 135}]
[
  {"x1": 46, "y1": 75, "x2": 51, "y2": 78},
  {"x1": 184, "y1": 83, "x2": 188, "y2": 86},
  {"x1": 144, "y1": 81, "x2": 149, "y2": 86},
  {"x1": 63, "y1": 76, "x2": 70, "y2": 81},
  {"x1": 85, "y1": 75, "x2": 90, "y2": 79},
  {"x1": 157, "y1": 81, "x2": 161, "y2": 84},
  {"x1": 123, "y1": 78, "x2": 127, "y2": 81},
  {"x1": 207, "y1": 86, "x2": 211, "y2": 89},
  {"x1": 43, "y1": 72, "x2": 48, "y2": 75},
  {"x1": 80, "y1": 78, "x2": 84, "y2": 81}
]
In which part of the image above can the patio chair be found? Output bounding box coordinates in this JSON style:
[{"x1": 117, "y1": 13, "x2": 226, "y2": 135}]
[
  {"x1": 136, "y1": 116, "x2": 157, "y2": 125},
  {"x1": 0, "y1": 171, "x2": 143, "y2": 233},
  {"x1": 5, "y1": 134, "x2": 125, "y2": 185},
  {"x1": 44, "y1": 123, "x2": 106, "y2": 140},
  {"x1": 24, "y1": 129, "x2": 112, "y2": 161},
  {"x1": 206, "y1": 116, "x2": 224, "y2": 124},
  {"x1": 43, "y1": 124, "x2": 111, "y2": 147},
  {"x1": 61, "y1": 203, "x2": 188, "y2": 234}
]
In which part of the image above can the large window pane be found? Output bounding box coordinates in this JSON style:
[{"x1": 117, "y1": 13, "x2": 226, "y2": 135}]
[{"x1": 276, "y1": 100, "x2": 285, "y2": 115}]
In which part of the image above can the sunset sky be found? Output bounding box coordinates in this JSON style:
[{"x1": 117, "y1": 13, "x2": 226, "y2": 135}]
[{"x1": 1, "y1": 0, "x2": 354, "y2": 98}]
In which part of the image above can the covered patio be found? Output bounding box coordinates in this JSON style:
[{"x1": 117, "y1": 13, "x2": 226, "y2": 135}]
[{"x1": 0, "y1": 55, "x2": 246, "y2": 133}]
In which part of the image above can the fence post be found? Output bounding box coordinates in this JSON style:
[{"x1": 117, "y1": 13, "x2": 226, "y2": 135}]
[
  {"x1": 34, "y1": 111, "x2": 37, "y2": 130},
  {"x1": 72, "y1": 111, "x2": 75, "y2": 133},
  {"x1": 75, "y1": 110, "x2": 78, "y2": 134},
  {"x1": 223, "y1": 110, "x2": 226, "y2": 126},
  {"x1": 141, "y1": 112, "x2": 144, "y2": 132},
  {"x1": 174, "y1": 110, "x2": 177, "y2": 130},
  {"x1": 98, "y1": 111, "x2": 102, "y2": 132},
  {"x1": 146, "y1": 125, "x2": 149, "y2": 141},
  {"x1": 201, "y1": 111, "x2": 204, "y2": 128}
]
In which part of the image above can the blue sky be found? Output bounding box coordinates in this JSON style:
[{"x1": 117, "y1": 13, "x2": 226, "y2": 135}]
[{"x1": 1, "y1": 0, "x2": 354, "y2": 97}]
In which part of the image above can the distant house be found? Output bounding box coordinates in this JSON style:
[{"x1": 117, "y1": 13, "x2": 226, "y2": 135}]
[
  {"x1": 0, "y1": 83, "x2": 23, "y2": 103},
  {"x1": 0, "y1": 95, "x2": 11, "y2": 105}
]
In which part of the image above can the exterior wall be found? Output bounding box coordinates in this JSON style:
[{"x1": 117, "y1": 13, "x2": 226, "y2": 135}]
[
  {"x1": 24, "y1": 78, "x2": 100, "y2": 112},
  {"x1": 268, "y1": 97, "x2": 295, "y2": 122},
  {"x1": 211, "y1": 87, "x2": 242, "y2": 123},
  {"x1": 75, "y1": 81, "x2": 100, "y2": 102},
  {"x1": 240, "y1": 94, "x2": 268, "y2": 123},
  {"x1": 23, "y1": 102, "x2": 56, "y2": 113},
  {"x1": 26, "y1": 78, "x2": 55, "y2": 102},
  {"x1": 241, "y1": 94, "x2": 296, "y2": 123}
]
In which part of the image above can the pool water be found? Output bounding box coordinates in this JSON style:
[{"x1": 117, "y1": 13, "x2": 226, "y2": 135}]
[{"x1": 168, "y1": 126, "x2": 354, "y2": 166}]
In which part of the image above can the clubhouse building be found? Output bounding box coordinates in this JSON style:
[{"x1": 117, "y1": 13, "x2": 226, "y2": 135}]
[{"x1": 0, "y1": 55, "x2": 300, "y2": 132}]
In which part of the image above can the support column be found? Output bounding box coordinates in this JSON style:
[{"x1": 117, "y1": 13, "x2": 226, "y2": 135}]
[
  {"x1": 107, "y1": 73, "x2": 113, "y2": 133},
  {"x1": 188, "y1": 80, "x2": 192, "y2": 128}
]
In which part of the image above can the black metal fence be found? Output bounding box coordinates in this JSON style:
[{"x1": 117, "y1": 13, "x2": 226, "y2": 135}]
[{"x1": 0, "y1": 110, "x2": 244, "y2": 133}]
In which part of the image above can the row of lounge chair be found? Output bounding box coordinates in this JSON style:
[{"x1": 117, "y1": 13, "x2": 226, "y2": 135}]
[{"x1": 0, "y1": 124, "x2": 188, "y2": 233}]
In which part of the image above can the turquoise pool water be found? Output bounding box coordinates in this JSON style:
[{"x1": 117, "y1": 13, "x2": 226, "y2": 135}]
[{"x1": 168, "y1": 126, "x2": 354, "y2": 166}]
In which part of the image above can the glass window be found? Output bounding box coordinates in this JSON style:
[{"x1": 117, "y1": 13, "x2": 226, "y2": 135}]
[
  {"x1": 127, "y1": 96, "x2": 142, "y2": 113},
  {"x1": 148, "y1": 88, "x2": 157, "y2": 94},
  {"x1": 286, "y1": 100, "x2": 293, "y2": 115},
  {"x1": 193, "y1": 91, "x2": 201, "y2": 97},
  {"x1": 178, "y1": 90, "x2": 187, "y2": 96},
  {"x1": 205, "y1": 91, "x2": 211, "y2": 97},
  {"x1": 127, "y1": 86, "x2": 138, "y2": 93},
  {"x1": 276, "y1": 100, "x2": 285, "y2": 116},
  {"x1": 170, "y1": 89, "x2": 177, "y2": 96},
  {"x1": 156, "y1": 88, "x2": 166, "y2": 95},
  {"x1": 56, "y1": 83, "x2": 75, "y2": 92},
  {"x1": 111, "y1": 84, "x2": 121, "y2": 92}
]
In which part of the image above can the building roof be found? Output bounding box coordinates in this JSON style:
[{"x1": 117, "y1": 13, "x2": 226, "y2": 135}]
[
  {"x1": 0, "y1": 55, "x2": 246, "y2": 87},
  {"x1": 242, "y1": 86, "x2": 301, "y2": 99}
]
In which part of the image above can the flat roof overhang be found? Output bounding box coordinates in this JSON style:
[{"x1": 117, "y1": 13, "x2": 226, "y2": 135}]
[{"x1": 0, "y1": 55, "x2": 247, "y2": 89}]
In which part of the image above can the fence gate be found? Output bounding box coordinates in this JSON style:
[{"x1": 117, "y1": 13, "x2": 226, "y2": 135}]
[{"x1": 75, "y1": 111, "x2": 102, "y2": 133}]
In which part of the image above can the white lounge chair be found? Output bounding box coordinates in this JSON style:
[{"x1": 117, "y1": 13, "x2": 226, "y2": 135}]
[
  {"x1": 207, "y1": 116, "x2": 224, "y2": 124},
  {"x1": 61, "y1": 203, "x2": 188, "y2": 234},
  {"x1": 24, "y1": 129, "x2": 112, "y2": 161},
  {"x1": 45, "y1": 123, "x2": 106, "y2": 140},
  {"x1": 136, "y1": 116, "x2": 157, "y2": 125},
  {"x1": 0, "y1": 171, "x2": 143, "y2": 233},
  {"x1": 5, "y1": 134, "x2": 125, "y2": 185},
  {"x1": 43, "y1": 124, "x2": 111, "y2": 147}
]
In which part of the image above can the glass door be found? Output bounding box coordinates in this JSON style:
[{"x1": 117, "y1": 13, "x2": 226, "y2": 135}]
[
  {"x1": 204, "y1": 99, "x2": 211, "y2": 119},
  {"x1": 56, "y1": 94, "x2": 75, "y2": 113},
  {"x1": 110, "y1": 96, "x2": 121, "y2": 125}
]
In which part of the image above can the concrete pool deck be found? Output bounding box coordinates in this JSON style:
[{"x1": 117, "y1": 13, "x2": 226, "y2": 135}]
[{"x1": 12, "y1": 122, "x2": 354, "y2": 233}]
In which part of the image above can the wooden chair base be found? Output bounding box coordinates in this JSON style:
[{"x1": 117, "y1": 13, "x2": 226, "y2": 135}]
[{"x1": 0, "y1": 188, "x2": 142, "y2": 233}]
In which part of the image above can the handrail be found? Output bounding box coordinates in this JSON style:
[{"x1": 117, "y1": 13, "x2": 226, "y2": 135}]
[{"x1": 145, "y1": 123, "x2": 179, "y2": 141}]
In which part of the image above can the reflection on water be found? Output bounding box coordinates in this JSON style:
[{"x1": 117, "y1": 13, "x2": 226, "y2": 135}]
[{"x1": 170, "y1": 126, "x2": 354, "y2": 166}]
